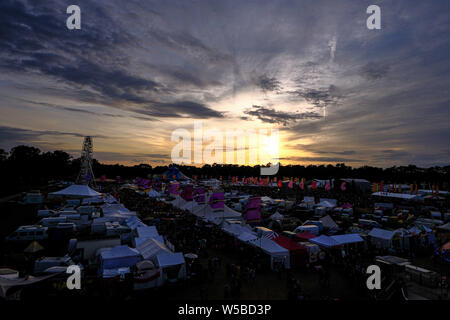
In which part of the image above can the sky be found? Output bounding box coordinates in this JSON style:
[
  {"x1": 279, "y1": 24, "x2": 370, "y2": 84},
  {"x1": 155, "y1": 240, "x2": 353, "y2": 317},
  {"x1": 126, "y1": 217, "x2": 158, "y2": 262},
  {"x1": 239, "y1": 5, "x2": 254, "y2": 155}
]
[{"x1": 0, "y1": 0, "x2": 450, "y2": 167}]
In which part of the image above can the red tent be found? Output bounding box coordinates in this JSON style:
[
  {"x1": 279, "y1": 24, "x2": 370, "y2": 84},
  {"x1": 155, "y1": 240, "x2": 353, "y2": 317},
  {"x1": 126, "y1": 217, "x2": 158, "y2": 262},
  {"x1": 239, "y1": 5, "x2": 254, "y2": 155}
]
[
  {"x1": 295, "y1": 231, "x2": 317, "y2": 242},
  {"x1": 273, "y1": 236, "x2": 308, "y2": 267}
]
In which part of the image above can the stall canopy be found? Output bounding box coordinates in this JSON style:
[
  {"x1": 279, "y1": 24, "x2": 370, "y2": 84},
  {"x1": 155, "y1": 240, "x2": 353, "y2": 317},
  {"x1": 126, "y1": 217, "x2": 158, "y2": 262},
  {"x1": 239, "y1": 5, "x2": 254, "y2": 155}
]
[
  {"x1": 273, "y1": 236, "x2": 307, "y2": 267},
  {"x1": 237, "y1": 232, "x2": 258, "y2": 242},
  {"x1": 371, "y1": 192, "x2": 417, "y2": 200},
  {"x1": 368, "y1": 228, "x2": 396, "y2": 240},
  {"x1": 248, "y1": 237, "x2": 290, "y2": 269},
  {"x1": 310, "y1": 235, "x2": 340, "y2": 247},
  {"x1": 331, "y1": 234, "x2": 364, "y2": 245},
  {"x1": 50, "y1": 184, "x2": 101, "y2": 197},
  {"x1": 295, "y1": 231, "x2": 317, "y2": 241},
  {"x1": 156, "y1": 252, "x2": 185, "y2": 267},
  {"x1": 137, "y1": 238, "x2": 171, "y2": 261},
  {"x1": 99, "y1": 245, "x2": 141, "y2": 272}
]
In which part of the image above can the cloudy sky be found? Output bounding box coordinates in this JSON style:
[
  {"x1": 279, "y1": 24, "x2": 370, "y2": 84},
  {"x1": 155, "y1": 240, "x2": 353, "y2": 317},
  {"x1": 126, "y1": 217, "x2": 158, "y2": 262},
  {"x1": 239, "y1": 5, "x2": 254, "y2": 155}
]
[{"x1": 1, "y1": 0, "x2": 449, "y2": 167}]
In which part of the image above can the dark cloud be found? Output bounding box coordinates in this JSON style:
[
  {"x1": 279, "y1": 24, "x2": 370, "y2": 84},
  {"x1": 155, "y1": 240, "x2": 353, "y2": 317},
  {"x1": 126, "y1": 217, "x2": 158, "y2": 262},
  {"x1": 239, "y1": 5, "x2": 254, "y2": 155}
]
[
  {"x1": 360, "y1": 62, "x2": 390, "y2": 80},
  {"x1": 243, "y1": 105, "x2": 322, "y2": 126},
  {"x1": 297, "y1": 144, "x2": 356, "y2": 156},
  {"x1": 289, "y1": 85, "x2": 341, "y2": 108},
  {"x1": 0, "y1": 125, "x2": 105, "y2": 145},
  {"x1": 136, "y1": 100, "x2": 224, "y2": 119},
  {"x1": 0, "y1": 0, "x2": 224, "y2": 119},
  {"x1": 278, "y1": 156, "x2": 363, "y2": 163},
  {"x1": 254, "y1": 75, "x2": 282, "y2": 92}
]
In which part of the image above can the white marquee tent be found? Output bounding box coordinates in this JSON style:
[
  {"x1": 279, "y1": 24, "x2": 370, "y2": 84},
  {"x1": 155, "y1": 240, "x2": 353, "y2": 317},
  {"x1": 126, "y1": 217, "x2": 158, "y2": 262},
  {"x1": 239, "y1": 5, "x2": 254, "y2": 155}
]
[{"x1": 50, "y1": 184, "x2": 101, "y2": 198}]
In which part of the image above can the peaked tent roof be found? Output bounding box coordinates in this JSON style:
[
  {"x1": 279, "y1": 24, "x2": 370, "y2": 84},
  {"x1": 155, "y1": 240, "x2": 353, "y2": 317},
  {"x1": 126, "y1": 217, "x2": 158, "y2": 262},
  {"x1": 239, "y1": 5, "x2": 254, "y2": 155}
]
[
  {"x1": 24, "y1": 241, "x2": 44, "y2": 253},
  {"x1": 163, "y1": 166, "x2": 191, "y2": 181},
  {"x1": 100, "y1": 245, "x2": 140, "y2": 260},
  {"x1": 50, "y1": 184, "x2": 101, "y2": 197},
  {"x1": 320, "y1": 215, "x2": 338, "y2": 229},
  {"x1": 368, "y1": 228, "x2": 396, "y2": 240},
  {"x1": 136, "y1": 238, "x2": 171, "y2": 260},
  {"x1": 248, "y1": 237, "x2": 289, "y2": 255},
  {"x1": 310, "y1": 235, "x2": 340, "y2": 247},
  {"x1": 156, "y1": 252, "x2": 185, "y2": 267},
  {"x1": 331, "y1": 234, "x2": 364, "y2": 245}
]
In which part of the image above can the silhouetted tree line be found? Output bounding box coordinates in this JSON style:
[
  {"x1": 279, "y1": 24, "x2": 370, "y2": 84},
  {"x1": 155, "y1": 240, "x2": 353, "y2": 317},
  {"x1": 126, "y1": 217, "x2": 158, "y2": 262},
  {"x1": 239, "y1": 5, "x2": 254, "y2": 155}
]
[{"x1": 0, "y1": 145, "x2": 449, "y2": 197}]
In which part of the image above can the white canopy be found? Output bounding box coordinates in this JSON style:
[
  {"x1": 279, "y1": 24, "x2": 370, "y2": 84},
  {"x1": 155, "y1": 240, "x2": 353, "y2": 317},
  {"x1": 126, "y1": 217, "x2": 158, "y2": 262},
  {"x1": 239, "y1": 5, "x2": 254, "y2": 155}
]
[
  {"x1": 369, "y1": 228, "x2": 396, "y2": 240},
  {"x1": 50, "y1": 184, "x2": 101, "y2": 197},
  {"x1": 137, "y1": 238, "x2": 171, "y2": 260},
  {"x1": 248, "y1": 237, "x2": 290, "y2": 269},
  {"x1": 237, "y1": 232, "x2": 258, "y2": 242},
  {"x1": 156, "y1": 252, "x2": 185, "y2": 267}
]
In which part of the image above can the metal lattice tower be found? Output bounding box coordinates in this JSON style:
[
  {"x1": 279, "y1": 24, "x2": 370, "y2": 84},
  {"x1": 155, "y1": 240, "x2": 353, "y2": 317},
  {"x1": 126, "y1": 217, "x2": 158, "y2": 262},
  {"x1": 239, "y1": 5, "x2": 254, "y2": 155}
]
[{"x1": 76, "y1": 136, "x2": 96, "y2": 187}]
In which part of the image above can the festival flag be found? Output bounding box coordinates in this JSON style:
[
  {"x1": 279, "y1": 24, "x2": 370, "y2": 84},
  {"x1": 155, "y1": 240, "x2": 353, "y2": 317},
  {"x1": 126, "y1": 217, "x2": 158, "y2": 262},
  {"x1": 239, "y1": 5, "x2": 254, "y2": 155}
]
[
  {"x1": 194, "y1": 187, "x2": 206, "y2": 203},
  {"x1": 300, "y1": 178, "x2": 305, "y2": 190},
  {"x1": 209, "y1": 192, "x2": 224, "y2": 211},
  {"x1": 325, "y1": 180, "x2": 331, "y2": 191},
  {"x1": 244, "y1": 197, "x2": 261, "y2": 222},
  {"x1": 372, "y1": 183, "x2": 378, "y2": 192},
  {"x1": 341, "y1": 181, "x2": 346, "y2": 191},
  {"x1": 379, "y1": 182, "x2": 384, "y2": 192},
  {"x1": 278, "y1": 180, "x2": 282, "y2": 188},
  {"x1": 288, "y1": 179, "x2": 293, "y2": 189},
  {"x1": 312, "y1": 181, "x2": 317, "y2": 189}
]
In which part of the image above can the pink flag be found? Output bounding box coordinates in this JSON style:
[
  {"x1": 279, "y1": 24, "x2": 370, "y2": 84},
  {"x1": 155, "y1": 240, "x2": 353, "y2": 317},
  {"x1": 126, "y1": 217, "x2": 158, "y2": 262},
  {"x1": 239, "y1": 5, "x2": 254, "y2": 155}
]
[
  {"x1": 325, "y1": 181, "x2": 330, "y2": 191},
  {"x1": 341, "y1": 182, "x2": 346, "y2": 191},
  {"x1": 288, "y1": 180, "x2": 293, "y2": 189}
]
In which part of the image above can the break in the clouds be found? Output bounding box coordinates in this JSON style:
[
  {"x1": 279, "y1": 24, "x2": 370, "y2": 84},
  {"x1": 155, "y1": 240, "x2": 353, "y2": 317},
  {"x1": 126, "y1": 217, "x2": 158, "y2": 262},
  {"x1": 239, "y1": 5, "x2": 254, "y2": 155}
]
[{"x1": 0, "y1": 0, "x2": 449, "y2": 166}]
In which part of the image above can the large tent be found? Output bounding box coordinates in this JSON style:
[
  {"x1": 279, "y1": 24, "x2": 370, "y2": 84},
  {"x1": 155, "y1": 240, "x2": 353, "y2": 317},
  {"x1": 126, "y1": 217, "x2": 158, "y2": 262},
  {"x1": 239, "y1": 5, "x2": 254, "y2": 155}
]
[
  {"x1": 50, "y1": 184, "x2": 101, "y2": 197},
  {"x1": 163, "y1": 166, "x2": 191, "y2": 181}
]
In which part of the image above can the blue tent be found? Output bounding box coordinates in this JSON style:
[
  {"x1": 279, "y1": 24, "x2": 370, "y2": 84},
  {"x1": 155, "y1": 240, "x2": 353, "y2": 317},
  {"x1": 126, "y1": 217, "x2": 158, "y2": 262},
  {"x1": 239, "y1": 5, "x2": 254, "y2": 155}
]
[{"x1": 163, "y1": 166, "x2": 191, "y2": 181}]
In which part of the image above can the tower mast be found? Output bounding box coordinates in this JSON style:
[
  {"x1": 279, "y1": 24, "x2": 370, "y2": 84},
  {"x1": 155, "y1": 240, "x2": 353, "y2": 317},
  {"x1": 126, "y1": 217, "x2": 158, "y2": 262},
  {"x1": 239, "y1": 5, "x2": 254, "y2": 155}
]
[{"x1": 76, "y1": 136, "x2": 96, "y2": 187}]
